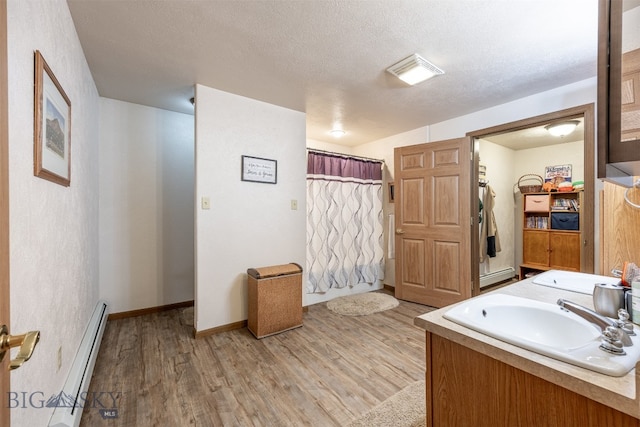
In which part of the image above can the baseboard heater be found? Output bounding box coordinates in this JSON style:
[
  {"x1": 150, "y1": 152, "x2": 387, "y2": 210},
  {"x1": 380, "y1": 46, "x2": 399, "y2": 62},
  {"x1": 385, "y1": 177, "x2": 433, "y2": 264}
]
[
  {"x1": 480, "y1": 267, "x2": 515, "y2": 288},
  {"x1": 48, "y1": 300, "x2": 109, "y2": 427}
]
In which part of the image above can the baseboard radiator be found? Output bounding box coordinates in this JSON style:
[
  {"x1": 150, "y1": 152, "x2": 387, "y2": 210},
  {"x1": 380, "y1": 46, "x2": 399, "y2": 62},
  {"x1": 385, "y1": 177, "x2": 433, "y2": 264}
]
[
  {"x1": 480, "y1": 267, "x2": 515, "y2": 288},
  {"x1": 48, "y1": 300, "x2": 109, "y2": 427}
]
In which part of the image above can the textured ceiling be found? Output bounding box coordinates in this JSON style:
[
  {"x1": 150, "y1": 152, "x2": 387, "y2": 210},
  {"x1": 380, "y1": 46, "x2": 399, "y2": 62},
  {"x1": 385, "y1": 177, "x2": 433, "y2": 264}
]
[
  {"x1": 66, "y1": 0, "x2": 599, "y2": 146},
  {"x1": 482, "y1": 118, "x2": 584, "y2": 151}
]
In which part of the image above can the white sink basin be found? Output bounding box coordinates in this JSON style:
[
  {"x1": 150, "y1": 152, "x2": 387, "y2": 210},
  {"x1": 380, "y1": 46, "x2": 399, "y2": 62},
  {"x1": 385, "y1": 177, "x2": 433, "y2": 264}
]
[
  {"x1": 444, "y1": 294, "x2": 640, "y2": 377},
  {"x1": 532, "y1": 270, "x2": 621, "y2": 295}
]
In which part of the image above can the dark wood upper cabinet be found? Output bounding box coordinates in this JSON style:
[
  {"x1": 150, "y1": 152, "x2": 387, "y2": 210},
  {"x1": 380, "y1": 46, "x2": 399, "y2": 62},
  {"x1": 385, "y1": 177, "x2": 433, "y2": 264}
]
[{"x1": 598, "y1": 0, "x2": 640, "y2": 186}]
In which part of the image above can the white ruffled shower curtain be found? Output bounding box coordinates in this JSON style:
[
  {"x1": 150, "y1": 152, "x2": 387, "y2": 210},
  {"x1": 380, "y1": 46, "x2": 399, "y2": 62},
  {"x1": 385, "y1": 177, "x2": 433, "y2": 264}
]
[{"x1": 306, "y1": 151, "x2": 384, "y2": 293}]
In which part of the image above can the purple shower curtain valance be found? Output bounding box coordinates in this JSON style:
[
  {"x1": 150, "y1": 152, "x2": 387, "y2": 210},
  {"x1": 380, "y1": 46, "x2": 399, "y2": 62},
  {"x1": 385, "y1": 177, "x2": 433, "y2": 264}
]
[{"x1": 307, "y1": 151, "x2": 382, "y2": 181}]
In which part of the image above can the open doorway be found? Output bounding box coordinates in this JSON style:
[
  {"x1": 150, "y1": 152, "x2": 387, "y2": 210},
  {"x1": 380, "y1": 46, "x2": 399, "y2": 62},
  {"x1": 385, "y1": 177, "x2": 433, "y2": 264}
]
[{"x1": 468, "y1": 104, "x2": 595, "y2": 296}]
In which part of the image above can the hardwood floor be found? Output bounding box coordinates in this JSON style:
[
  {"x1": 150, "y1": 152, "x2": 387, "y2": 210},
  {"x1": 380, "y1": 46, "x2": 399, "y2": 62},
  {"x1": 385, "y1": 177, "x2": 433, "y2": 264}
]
[{"x1": 80, "y1": 292, "x2": 432, "y2": 426}]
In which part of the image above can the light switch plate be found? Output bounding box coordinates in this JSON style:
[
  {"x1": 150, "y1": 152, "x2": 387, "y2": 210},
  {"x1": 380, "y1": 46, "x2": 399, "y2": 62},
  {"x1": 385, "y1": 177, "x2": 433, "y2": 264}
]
[{"x1": 201, "y1": 197, "x2": 211, "y2": 210}]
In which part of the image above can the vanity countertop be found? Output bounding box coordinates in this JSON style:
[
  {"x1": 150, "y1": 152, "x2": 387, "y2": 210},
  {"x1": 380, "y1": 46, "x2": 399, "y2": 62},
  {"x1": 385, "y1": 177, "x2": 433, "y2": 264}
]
[{"x1": 414, "y1": 277, "x2": 640, "y2": 418}]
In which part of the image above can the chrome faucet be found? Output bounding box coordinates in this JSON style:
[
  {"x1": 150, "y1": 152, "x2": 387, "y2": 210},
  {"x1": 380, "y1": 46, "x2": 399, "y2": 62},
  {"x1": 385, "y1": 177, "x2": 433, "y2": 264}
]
[{"x1": 557, "y1": 299, "x2": 633, "y2": 348}]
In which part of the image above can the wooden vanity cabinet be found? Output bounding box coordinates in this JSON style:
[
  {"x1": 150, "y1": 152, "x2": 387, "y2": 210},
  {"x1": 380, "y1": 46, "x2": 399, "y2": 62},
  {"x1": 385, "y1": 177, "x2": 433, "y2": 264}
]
[{"x1": 425, "y1": 332, "x2": 640, "y2": 427}]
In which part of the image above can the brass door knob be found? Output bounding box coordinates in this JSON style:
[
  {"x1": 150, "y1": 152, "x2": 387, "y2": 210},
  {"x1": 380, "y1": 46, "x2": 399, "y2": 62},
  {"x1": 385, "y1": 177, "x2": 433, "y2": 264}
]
[
  {"x1": 396, "y1": 228, "x2": 405, "y2": 235},
  {"x1": 0, "y1": 325, "x2": 40, "y2": 370}
]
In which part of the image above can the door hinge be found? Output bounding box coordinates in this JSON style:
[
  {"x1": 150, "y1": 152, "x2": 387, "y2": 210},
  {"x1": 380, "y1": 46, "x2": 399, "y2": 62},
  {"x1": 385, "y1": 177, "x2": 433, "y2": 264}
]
[{"x1": 470, "y1": 216, "x2": 473, "y2": 226}]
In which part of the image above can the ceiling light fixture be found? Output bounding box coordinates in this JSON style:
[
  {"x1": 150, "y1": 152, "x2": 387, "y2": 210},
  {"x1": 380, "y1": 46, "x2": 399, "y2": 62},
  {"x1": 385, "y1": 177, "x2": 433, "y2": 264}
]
[
  {"x1": 330, "y1": 129, "x2": 346, "y2": 138},
  {"x1": 387, "y1": 54, "x2": 445, "y2": 86},
  {"x1": 545, "y1": 120, "x2": 579, "y2": 137}
]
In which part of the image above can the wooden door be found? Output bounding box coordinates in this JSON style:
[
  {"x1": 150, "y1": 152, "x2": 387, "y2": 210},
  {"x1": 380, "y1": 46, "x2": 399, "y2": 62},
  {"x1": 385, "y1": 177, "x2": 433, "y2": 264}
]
[
  {"x1": 1, "y1": 2, "x2": 10, "y2": 425},
  {"x1": 394, "y1": 138, "x2": 472, "y2": 308},
  {"x1": 549, "y1": 232, "x2": 581, "y2": 271}
]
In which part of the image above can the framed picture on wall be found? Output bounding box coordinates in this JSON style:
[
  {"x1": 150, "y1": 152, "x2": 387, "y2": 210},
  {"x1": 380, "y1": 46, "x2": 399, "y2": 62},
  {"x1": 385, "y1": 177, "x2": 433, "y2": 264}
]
[
  {"x1": 544, "y1": 164, "x2": 572, "y2": 185},
  {"x1": 34, "y1": 50, "x2": 71, "y2": 187},
  {"x1": 241, "y1": 155, "x2": 277, "y2": 184}
]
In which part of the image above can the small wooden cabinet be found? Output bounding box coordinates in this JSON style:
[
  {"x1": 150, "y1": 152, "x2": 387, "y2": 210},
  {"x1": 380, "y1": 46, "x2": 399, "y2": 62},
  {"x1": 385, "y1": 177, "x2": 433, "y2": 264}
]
[{"x1": 521, "y1": 191, "x2": 582, "y2": 278}]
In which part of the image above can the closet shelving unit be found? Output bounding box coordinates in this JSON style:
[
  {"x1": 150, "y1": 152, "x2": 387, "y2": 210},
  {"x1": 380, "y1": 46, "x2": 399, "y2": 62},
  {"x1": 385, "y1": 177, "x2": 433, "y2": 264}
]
[{"x1": 520, "y1": 191, "x2": 582, "y2": 279}]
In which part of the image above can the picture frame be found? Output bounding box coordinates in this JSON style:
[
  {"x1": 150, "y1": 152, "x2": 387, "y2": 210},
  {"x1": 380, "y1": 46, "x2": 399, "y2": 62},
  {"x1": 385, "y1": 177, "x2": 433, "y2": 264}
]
[
  {"x1": 241, "y1": 155, "x2": 277, "y2": 184},
  {"x1": 544, "y1": 164, "x2": 572, "y2": 185},
  {"x1": 34, "y1": 50, "x2": 71, "y2": 187}
]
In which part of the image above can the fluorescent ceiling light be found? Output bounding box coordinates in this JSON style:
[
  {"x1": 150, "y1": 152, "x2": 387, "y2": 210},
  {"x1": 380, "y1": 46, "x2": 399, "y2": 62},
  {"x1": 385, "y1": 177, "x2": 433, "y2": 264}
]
[
  {"x1": 545, "y1": 120, "x2": 579, "y2": 137},
  {"x1": 330, "y1": 129, "x2": 346, "y2": 138},
  {"x1": 387, "y1": 54, "x2": 444, "y2": 86}
]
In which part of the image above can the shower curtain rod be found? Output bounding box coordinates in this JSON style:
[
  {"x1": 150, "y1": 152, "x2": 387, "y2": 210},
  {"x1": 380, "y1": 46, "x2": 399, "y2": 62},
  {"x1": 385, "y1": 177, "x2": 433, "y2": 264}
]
[{"x1": 306, "y1": 148, "x2": 385, "y2": 164}]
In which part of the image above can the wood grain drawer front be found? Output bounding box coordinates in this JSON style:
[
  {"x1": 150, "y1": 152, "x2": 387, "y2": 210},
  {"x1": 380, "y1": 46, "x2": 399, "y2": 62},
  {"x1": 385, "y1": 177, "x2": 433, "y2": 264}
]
[{"x1": 525, "y1": 194, "x2": 550, "y2": 212}]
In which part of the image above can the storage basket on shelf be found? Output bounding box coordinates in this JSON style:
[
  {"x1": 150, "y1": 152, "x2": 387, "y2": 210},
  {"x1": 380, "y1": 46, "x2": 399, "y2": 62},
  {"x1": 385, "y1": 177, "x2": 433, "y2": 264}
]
[
  {"x1": 247, "y1": 263, "x2": 303, "y2": 339},
  {"x1": 518, "y1": 174, "x2": 544, "y2": 193},
  {"x1": 551, "y1": 212, "x2": 579, "y2": 230}
]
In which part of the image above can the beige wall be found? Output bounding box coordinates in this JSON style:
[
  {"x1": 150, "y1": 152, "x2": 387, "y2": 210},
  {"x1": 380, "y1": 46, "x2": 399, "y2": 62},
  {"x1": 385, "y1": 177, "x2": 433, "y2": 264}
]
[
  {"x1": 478, "y1": 140, "x2": 516, "y2": 275},
  {"x1": 7, "y1": 0, "x2": 100, "y2": 425},
  {"x1": 195, "y1": 84, "x2": 307, "y2": 331},
  {"x1": 99, "y1": 98, "x2": 195, "y2": 313}
]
